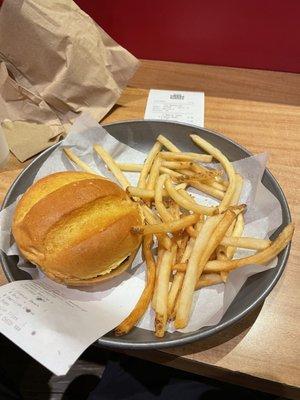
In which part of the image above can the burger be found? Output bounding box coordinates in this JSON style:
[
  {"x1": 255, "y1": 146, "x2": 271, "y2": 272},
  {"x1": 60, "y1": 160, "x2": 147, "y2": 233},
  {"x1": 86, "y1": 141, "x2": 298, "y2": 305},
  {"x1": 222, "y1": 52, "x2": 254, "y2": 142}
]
[{"x1": 12, "y1": 171, "x2": 143, "y2": 286}]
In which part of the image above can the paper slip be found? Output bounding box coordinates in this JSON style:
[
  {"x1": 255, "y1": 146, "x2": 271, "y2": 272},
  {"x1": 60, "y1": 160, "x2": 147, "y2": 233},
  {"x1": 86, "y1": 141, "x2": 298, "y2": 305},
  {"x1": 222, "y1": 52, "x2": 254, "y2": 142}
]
[
  {"x1": 0, "y1": 277, "x2": 143, "y2": 375},
  {"x1": 144, "y1": 89, "x2": 205, "y2": 127}
]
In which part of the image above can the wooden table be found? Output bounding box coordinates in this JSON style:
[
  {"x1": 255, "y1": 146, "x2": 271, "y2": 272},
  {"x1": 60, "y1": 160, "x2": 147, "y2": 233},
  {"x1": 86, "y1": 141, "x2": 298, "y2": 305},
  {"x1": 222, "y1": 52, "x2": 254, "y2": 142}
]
[{"x1": 1, "y1": 60, "x2": 299, "y2": 398}]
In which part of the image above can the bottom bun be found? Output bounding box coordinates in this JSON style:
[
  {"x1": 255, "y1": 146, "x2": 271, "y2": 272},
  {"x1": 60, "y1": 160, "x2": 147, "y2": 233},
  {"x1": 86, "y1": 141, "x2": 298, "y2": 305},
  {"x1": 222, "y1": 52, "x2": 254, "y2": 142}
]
[{"x1": 43, "y1": 252, "x2": 136, "y2": 286}]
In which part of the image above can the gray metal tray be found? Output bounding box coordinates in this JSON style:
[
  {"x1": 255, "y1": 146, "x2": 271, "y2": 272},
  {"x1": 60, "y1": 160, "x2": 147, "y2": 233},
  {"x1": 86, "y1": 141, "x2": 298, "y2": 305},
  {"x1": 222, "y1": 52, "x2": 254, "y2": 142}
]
[{"x1": 0, "y1": 120, "x2": 291, "y2": 349}]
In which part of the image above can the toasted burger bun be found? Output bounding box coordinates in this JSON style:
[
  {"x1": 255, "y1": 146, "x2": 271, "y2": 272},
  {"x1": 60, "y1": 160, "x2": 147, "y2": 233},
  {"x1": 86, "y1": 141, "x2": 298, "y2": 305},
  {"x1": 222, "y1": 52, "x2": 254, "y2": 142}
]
[{"x1": 12, "y1": 171, "x2": 143, "y2": 286}]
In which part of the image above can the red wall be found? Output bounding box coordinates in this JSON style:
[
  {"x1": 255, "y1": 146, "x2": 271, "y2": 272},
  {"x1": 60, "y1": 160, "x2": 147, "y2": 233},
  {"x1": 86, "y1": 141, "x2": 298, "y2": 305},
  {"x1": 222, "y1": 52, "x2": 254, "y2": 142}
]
[
  {"x1": 76, "y1": 0, "x2": 300, "y2": 73},
  {"x1": 0, "y1": 0, "x2": 298, "y2": 72}
]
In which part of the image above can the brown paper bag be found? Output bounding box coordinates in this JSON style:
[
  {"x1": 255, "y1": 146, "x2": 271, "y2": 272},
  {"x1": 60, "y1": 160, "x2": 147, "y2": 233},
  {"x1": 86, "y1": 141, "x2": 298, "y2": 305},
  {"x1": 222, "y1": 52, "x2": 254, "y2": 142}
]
[
  {"x1": 0, "y1": 0, "x2": 139, "y2": 160},
  {"x1": 0, "y1": 62, "x2": 65, "y2": 161}
]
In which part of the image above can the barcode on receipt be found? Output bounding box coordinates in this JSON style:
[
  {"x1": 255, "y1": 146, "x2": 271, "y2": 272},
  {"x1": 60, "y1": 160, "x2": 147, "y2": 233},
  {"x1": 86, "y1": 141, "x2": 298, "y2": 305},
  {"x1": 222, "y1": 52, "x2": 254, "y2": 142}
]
[{"x1": 170, "y1": 94, "x2": 185, "y2": 100}]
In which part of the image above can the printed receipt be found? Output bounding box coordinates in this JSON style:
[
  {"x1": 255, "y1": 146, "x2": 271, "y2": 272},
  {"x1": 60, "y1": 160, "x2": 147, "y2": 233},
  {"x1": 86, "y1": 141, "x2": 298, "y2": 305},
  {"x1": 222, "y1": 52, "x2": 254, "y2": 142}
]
[
  {"x1": 144, "y1": 89, "x2": 205, "y2": 127},
  {"x1": 0, "y1": 278, "x2": 143, "y2": 375}
]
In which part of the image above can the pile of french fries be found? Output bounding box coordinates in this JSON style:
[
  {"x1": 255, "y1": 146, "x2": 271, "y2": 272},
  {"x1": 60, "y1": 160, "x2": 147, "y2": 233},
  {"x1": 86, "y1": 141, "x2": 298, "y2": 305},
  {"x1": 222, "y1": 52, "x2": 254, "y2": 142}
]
[{"x1": 63, "y1": 134, "x2": 294, "y2": 338}]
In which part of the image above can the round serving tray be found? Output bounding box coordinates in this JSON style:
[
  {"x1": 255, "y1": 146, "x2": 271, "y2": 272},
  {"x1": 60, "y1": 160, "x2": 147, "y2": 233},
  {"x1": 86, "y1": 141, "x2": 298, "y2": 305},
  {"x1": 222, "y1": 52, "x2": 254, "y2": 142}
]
[{"x1": 0, "y1": 120, "x2": 291, "y2": 349}]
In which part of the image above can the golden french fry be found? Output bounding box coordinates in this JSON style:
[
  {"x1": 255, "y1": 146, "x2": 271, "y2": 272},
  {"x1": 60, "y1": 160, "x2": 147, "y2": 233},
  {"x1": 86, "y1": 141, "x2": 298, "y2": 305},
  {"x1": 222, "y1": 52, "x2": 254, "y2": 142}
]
[
  {"x1": 115, "y1": 235, "x2": 156, "y2": 335},
  {"x1": 174, "y1": 215, "x2": 223, "y2": 327},
  {"x1": 204, "y1": 179, "x2": 227, "y2": 190},
  {"x1": 175, "y1": 209, "x2": 237, "y2": 328},
  {"x1": 155, "y1": 244, "x2": 177, "y2": 337},
  {"x1": 176, "y1": 182, "x2": 188, "y2": 190},
  {"x1": 177, "y1": 168, "x2": 195, "y2": 177},
  {"x1": 168, "y1": 200, "x2": 181, "y2": 219},
  {"x1": 216, "y1": 174, "x2": 244, "y2": 282},
  {"x1": 230, "y1": 174, "x2": 244, "y2": 205},
  {"x1": 204, "y1": 223, "x2": 294, "y2": 273},
  {"x1": 181, "y1": 237, "x2": 197, "y2": 263},
  {"x1": 208, "y1": 181, "x2": 226, "y2": 192},
  {"x1": 177, "y1": 189, "x2": 196, "y2": 204},
  {"x1": 181, "y1": 199, "x2": 205, "y2": 241},
  {"x1": 227, "y1": 204, "x2": 246, "y2": 216},
  {"x1": 141, "y1": 205, "x2": 171, "y2": 250},
  {"x1": 147, "y1": 156, "x2": 161, "y2": 191},
  {"x1": 190, "y1": 163, "x2": 222, "y2": 178},
  {"x1": 221, "y1": 174, "x2": 244, "y2": 252},
  {"x1": 217, "y1": 178, "x2": 229, "y2": 188},
  {"x1": 183, "y1": 207, "x2": 204, "y2": 238},
  {"x1": 159, "y1": 166, "x2": 184, "y2": 178},
  {"x1": 186, "y1": 180, "x2": 224, "y2": 200},
  {"x1": 141, "y1": 204, "x2": 160, "y2": 223},
  {"x1": 181, "y1": 220, "x2": 203, "y2": 263},
  {"x1": 152, "y1": 244, "x2": 165, "y2": 310},
  {"x1": 171, "y1": 273, "x2": 223, "y2": 299},
  {"x1": 168, "y1": 209, "x2": 186, "y2": 251},
  {"x1": 157, "y1": 135, "x2": 207, "y2": 177},
  {"x1": 225, "y1": 212, "x2": 244, "y2": 258},
  {"x1": 220, "y1": 271, "x2": 228, "y2": 283},
  {"x1": 186, "y1": 225, "x2": 197, "y2": 238},
  {"x1": 221, "y1": 236, "x2": 270, "y2": 250},
  {"x1": 186, "y1": 170, "x2": 224, "y2": 191},
  {"x1": 160, "y1": 151, "x2": 212, "y2": 163},
  {"x1": 195, "y1": 273, "x2": 223, "y2": 289},
  {"x1": 222, "y1": 174, "x2": 245, "y2": 255},
  {"x1": 172, "y1": 262, "x2": 187, "y2": 272},
  {"x1": 127, "y1": 187, "x2": 154, "y2": 200},
  {"x1": 138, "y1": 142, "x2": 162, "y2": 188},
  {"x1": 162, "y1": 161, "x2": 194, "y2": 170},
  {"x1": 155, "y1": 174, "x2": 173, "y2": 222},
  {"x1": 167, "y1": 235, "x2": 196, "y2": 318},
  {"x1": 63, "y1": 148, "x2": 97, "y2": 174},
  {"x1": 116, "y1": 163, "x2": 143, "y2": 172},
  {"x1": 165, "y1": 177, "x2": 218, "y2": 216},
  {"x1": 94, "y1": 144, "x2": 130, "y2": 189},
  {"x1": 157, "y1": 135, "x2": 181, "y2": 152},
  {"x1": 167, "y1": 272, "x2": 184, "y2": 318},
  {"x1": 190, "y1": 134, "x2": 236, "y2": 212},
  {"x1": 168, "y1": 218, "x2": 204, "y2": 318},
  {"x1": 173, "y1": 224, "x2": 294, "y2": 274},
  {"x1": 127, "y1": 183, "x2": 186, "y2": 200},
  {"x1": 176, "y1": 235, "x2": 189, "y2": 263},
  {"x1": 217, "y1": 174, "x2": 244, "y2": 252},
  {"x1": 176, "y1": 170, "x2": 222, "y2": 185},
  {"x1": 132, "y1": 214, "x2": 200, "y2": 235}
]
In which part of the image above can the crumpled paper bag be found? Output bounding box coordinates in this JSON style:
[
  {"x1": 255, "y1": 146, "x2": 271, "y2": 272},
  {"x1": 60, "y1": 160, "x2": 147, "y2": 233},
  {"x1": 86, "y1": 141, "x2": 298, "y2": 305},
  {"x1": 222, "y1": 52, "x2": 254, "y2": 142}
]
[
  {"x1": 0, "y1": 62, "x2": 65, "y2": 162},
  {"x1": 0, "y1": 0, "x2": 139, "y2": 161}
]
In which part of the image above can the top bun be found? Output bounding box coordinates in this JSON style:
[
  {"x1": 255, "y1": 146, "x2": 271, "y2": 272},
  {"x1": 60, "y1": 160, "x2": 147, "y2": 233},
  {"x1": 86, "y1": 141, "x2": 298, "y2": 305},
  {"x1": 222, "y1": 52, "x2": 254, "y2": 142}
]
[{"x1": 12, "y1": 171, "x2": 143, "y2": 286}]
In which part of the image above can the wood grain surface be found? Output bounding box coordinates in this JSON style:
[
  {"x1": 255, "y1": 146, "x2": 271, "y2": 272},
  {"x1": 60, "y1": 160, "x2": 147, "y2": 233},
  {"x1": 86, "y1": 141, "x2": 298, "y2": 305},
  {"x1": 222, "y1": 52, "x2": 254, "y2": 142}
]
[{"x1": 0, "y1": 60, "x2": 299, "y2": 397}]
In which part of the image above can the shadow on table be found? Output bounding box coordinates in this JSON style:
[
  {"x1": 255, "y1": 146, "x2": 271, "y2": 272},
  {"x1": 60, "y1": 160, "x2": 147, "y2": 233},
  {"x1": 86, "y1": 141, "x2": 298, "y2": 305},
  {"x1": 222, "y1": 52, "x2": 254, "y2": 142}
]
[
  {"x1": 168, "y1": 303, "x2": 263, "y2": 361},
  {"x1": 121, "y1": 303, "x2": 263, "y2": 368}
]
